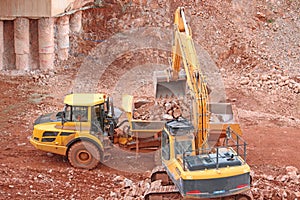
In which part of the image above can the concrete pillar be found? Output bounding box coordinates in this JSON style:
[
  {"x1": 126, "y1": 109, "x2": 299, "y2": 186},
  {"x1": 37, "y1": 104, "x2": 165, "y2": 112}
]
[
  {"x1": 14, "y1": 18, "x2": 30, "y2": 71},
  {"x1": 38, "y1": 18, "x2": 55, "y2": 70},
  {"x1": 57, "y1": 15, "x2": 69, "y2": 61},
  {"x1": 70, "y1": 11, "x2": 82, "y2": 33},
  {"x1": 0, "y1": 21, "x2": 3, "y2": 70}
]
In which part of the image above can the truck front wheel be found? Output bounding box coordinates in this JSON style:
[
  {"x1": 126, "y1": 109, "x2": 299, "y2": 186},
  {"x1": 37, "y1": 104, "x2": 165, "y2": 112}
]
[{"x1": 68, "y1": 141, "x2": 100, "y2": 169}]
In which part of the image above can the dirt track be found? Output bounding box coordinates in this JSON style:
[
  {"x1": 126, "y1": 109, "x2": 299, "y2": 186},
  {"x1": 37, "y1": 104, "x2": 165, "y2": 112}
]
[{"x1": 0, "y1": 0, "x2": 299, "y2": 199}]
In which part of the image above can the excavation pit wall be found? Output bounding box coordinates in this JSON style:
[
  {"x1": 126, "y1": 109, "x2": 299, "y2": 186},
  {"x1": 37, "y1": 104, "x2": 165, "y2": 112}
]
[{"x1": 0, "y1": 11, "x2": 82, "y2": 72}]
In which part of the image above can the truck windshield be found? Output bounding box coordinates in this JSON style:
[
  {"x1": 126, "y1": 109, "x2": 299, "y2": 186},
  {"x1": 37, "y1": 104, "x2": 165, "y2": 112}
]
[{"x1": 64, "y1": 105, "x2": 88, "y2": 122}]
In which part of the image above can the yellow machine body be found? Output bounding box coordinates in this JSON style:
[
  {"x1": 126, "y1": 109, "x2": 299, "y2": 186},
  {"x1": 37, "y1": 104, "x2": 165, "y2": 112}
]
[
  {"x1": 161, "y1": 120, "x2": 251, "y2": 198},
  {"x1": 152, "y1": 7, "x2": 252, "y2": 199},
  {"x1": 30, "y1": 93, "x2": 112, "y2": 168}
]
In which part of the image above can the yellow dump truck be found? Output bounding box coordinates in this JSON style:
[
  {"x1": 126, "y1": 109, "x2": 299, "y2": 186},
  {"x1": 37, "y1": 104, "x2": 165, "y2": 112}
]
[{"x1": 30, "y1": 93, "x2": 165, "y2": 169}]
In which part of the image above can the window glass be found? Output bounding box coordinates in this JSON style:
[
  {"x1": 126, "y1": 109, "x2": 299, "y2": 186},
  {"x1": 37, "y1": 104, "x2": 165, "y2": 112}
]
[
  {"x1": 91, "y1": 105, "x2": 102, "y2": 132},
  {"x1": 64, "y1": 105, "x2": 88, "y2": 122},
  {"x1": 175, "y1": 138, "x2": 193, "y2": 157},
  {"x1": 162, "y1": 130, "x2": 170, "y2": 160},
  {"x1": 64, "y1": 105, "x2": 71, "y2": 121},
  {"x1": 92, "y1": 104, "x2": 101, "y2": 121},
  {"x1": 72, "y1": 106, "x2": 88, "y2": 122}
]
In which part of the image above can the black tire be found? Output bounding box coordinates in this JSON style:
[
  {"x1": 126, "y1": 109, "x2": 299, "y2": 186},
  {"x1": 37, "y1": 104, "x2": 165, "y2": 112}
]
[{"x1": 68, "y1": 141, "x2": 100, "y2": 169}]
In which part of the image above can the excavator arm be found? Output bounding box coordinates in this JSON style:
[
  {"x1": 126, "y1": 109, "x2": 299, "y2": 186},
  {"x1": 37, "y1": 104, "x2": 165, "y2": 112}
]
[{"x1": 171, "y1": 7, "x2": 209, "y2": 150}]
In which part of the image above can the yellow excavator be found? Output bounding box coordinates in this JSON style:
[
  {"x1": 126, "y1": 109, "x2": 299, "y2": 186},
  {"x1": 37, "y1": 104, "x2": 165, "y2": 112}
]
[{"x1": 145, "y1": 7, "x2": 252, "y2": 199}]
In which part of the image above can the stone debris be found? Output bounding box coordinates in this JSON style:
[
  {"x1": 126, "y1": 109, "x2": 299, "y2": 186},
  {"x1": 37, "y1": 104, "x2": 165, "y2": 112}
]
[
  {"x1": 252, "y1": 165, "x2": 300, "y2": 200},
  {"x1": 132, "y1": 98, "x2": 186, "y2": 121},
  {"x1": 240, "y1": 71, "x2": 299, "y2": 94},
  {"x1": 94, "y1": 165, "x2": 300, "y2": 199},
  {"x1": 123, "y1": 178, "x2": 133, "y2": 189},
  {"x1": 0, "y1": 0, "x2": 299, "y2": 200}
]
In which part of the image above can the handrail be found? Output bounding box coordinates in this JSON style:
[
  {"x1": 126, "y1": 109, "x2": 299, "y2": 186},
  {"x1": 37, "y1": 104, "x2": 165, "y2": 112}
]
[
  {"x1": 182, "y1": 126, "x2": 247, "y2": 171},
  {"x1": 225, "y1": 126, "x2": 247, "y2": 162}
]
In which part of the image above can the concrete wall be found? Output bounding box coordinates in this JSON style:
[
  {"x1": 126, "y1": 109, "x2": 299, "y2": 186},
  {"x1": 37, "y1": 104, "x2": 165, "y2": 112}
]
[
  {"x1": 0, "y1": 0, "x2": 53, "y2": 18},
  {"x1": 0, "y1": 0, "x2": 93, "y2": 18},
  {"x1": 0, "y1": 0, "x2": 90, "y2": 71}
]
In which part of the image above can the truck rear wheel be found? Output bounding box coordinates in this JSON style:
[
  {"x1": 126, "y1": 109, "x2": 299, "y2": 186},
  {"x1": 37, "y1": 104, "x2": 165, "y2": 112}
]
[{"x1": 68, "y1": 141, "x2": 100, "y2": 169}]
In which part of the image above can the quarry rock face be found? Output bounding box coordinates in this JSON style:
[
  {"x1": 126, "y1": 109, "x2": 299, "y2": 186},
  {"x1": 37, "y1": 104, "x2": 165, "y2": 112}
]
[{"x1": 0, "y1": 0, "x2": 299, "y2": 199}]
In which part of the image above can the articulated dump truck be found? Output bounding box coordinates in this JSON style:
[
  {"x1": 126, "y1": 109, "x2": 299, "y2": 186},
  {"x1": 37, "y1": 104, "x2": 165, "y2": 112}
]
[{"x1": 30, "y1": 93, "x2": 165, "y2": 169}]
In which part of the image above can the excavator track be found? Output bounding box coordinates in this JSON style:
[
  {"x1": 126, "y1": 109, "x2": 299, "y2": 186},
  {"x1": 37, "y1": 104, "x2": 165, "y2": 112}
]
[
  {"x1": 145, "y1": 166, "x2": 181, "y2": 200},
  {"x1": 145, "y1": 186, "x2": 253, "y2": 200},
  {"x1": 149, "y1": 165, "x2": 173, "y2": 184},
  {"x1": 144, "y1": 183, "x2": 182, "y2": 200},
  {"x1": 150, "y1": 165, "x2": 166, "y2": 181}
]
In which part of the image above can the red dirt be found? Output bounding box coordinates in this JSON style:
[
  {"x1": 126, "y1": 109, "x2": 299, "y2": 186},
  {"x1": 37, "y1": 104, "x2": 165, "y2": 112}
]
[{"x1": 0, "y1": 0, "x2": 299, "y2": 199}]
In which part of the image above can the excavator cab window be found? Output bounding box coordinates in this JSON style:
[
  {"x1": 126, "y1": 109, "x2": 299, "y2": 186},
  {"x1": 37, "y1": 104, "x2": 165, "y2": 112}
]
[
  {"x1": 162, "y1": 130, "x2": 170, "y2": 160},
  {"x1": 93, "y1": 105, "x2": 101, "y2": 120},
  {"x1": 175, "y1": 136, "x2": 193, "y2": 158}
]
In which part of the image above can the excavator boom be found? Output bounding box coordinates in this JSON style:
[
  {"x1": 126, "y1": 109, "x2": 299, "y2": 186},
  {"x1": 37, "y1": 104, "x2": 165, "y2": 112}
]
[{"x1": 154, "y1": 7, "x2": 209, "y2": 149}]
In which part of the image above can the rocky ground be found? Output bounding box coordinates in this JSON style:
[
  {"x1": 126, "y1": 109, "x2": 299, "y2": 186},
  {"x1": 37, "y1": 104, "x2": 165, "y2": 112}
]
[{"x1": 0, "y1": 0, "x2": 299, "y2": 199}]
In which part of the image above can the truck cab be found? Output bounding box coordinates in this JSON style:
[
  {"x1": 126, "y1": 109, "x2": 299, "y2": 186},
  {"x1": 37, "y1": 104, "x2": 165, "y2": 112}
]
[{"x1": 30, "y1": 93, "x2": 121, "y2": 169}]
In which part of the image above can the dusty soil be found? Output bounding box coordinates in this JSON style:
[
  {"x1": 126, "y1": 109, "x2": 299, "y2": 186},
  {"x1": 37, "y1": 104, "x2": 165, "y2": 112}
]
[{"x1": 0, "y1": 0, "x2": 299, "y2": 199}]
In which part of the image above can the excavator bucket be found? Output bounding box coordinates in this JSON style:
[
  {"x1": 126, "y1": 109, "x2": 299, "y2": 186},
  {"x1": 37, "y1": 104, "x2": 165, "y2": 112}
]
[{"x1": 154, "y1": 70, "x2": 187, "y2": 98}]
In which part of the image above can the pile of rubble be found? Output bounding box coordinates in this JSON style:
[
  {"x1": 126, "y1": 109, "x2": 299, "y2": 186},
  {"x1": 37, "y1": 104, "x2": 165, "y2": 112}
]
[
  {"x1": 132, "y1": 98, "x2": 190, "y2": 121},
  {"x1": 240, "y1": 69, "x2": 300, "y2": 94},
  {"x1": 252, "y1": 166, "x2": 300, "y2": 200},
  {"x1": 95, "y1": 175, "x2": 150, "y2": 200}
]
